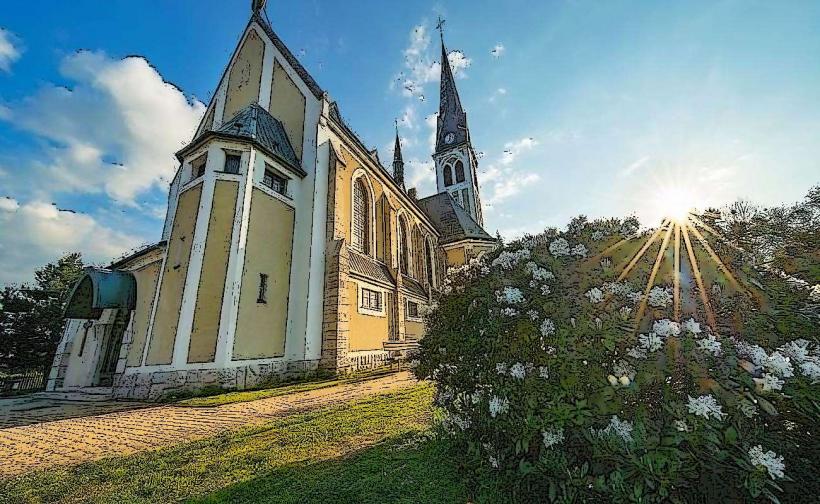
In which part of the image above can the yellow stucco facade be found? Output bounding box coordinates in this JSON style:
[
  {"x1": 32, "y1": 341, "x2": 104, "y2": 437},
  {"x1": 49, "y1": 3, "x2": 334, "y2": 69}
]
[
  {"x1": 223, "y1": 28, "x2": 265, "y2": 122},
  {"x1": 269, "y1": 60, "x2": 306, "y2": 158},
  {"x1": 125, "y1": 260, "x2": 161, "y2": 367},
  {"x1": 233, "y1": 188, "x2": 294, "y2": 360},
  {"x1": 188, "y1": 180, "x2": 239, "y2": 363},
  {"x1": 146, "y1": 184, "x2": 202, "y2": 365}
]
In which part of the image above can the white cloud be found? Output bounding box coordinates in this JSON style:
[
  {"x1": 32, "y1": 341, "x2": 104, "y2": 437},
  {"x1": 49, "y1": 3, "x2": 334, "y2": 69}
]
[
  {"x1": 391, "y1": 24, "x2": 471, "y2": 101},
  {"x1": 405, "y1": 158, "x2": 436, "y2": 195},
  {"x1": 479, "y1": 136, "x2": 542, "y2": 206},
  {"x1": 3, "y1": 50, "x2": 205, "y2": 205},
  {"x1": 0, "y1": 28, "x2": 21, "y2": 73},
  {"x1": 488, "y1": 87, "x2": 507, "y2": 103},
  {"x1": 620, "y1": 156, "x2": 650, "y2": 177},
  {"x1": 500, "y1": 137, "x2": 538, "y2": 165},
  {"x1": 490, "y1": 43, "x2": 505, "y2": 59},
  {"x1": 425, "y1": 113, "x2": 438, "y2": 151},
  {"x1": 0, "y1": 196, "x2": 19, "y2": 212},
  {"x1": 0, "y1": 200, "x2": 142, "y2": 285},
  {"x1": 400, "y1": 104, "x2": 418, "y2": 130}
]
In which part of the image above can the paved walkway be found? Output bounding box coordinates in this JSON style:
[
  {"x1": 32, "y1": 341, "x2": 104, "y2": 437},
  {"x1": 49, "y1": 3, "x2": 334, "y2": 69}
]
[{"x1": 0, "y1": 371, "x2": 415, "y2": 478}]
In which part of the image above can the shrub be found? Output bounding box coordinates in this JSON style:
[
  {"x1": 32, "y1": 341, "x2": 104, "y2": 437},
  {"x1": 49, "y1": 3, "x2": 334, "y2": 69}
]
[{"x1": 415, "y1": 218, "x2": 819, "y2": 503}]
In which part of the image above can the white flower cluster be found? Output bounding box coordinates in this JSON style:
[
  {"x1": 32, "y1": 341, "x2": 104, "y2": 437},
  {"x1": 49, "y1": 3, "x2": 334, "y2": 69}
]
[
  {"x1": 765, "y1": 351, "x2": 794, "y2": 378},
  {"x1": 776, "y1": 338, "x2": 820, "y2": 381},
  {"x1": 696, "y1": 334, "x2": 722, "y2": 356},
  {"x1": 626, "y1": 291, "x2": 644, "y2": 304},
  {"x1": 638, "y1": 332, "x2": 663, "y2": 352},
  {"x1": 489, "y1": 395, "x2": 510, "y2": 418},
  {"x1": 500, "y1": 307, "x2": 519, "y2": 317},
  {"x1": 571, "y1": 244, "x2": 588, "y2": 258},
  {"x1": 526, "y1": 261, "x2": 555, "y2": 281},
  {"x1": 492, "y1": 249, "x2": 531, "y2": 270},
  {"x1": 602, "y1": 281, "x2": 630, "y2": 297},
  {"x1": 735, "y1": 340, "x2": 769, "y2": 367},
  {"x1": 652, "y1": 319, "x2": 681, "y2": 337},
  {"x1": 748, "y1": 445, "x2": 785, "y2": 480},
  {"x1": 542, "y1": 428, "x2": 565, "y2": 448},
  {"x1": 810, "y1": 284, "x2": 820, "y2": 302},
  {"x1": 549, "y1": 238, "x2": 571, "y2": 257},
  {"x1": 497, "y1": 286, "x2": 525, "y2": 305},
  {"x1": 681, "y1": 318, "x2": 702, "y2": 335},
  {"x1": 687, "y1": 395, "x2": 725, "y2": 421},
  {"x1": 591, "y1": 230, "x2": 605, "y2": 241},
  {"x1": 734, "y1": 338, "x2": 820, "y2": 389},
  {"x1": 585, "y1": 287, "x2": 604, "y2": 304},
  {"x1": 527, "y1": 309, "x2": 539, "y2": 321},
  {"x1": 540, "y1": 318, "x2": 556, "y2": 338},
  {"x1": 593, "y1": 415, "x2": 634, "y2": 443},
  {"x1": 647, "y1": 286, "x2": 673, "y2": 308},
  {"x1": 509, "y1": 362, "x2": 526, "y2": 380}
]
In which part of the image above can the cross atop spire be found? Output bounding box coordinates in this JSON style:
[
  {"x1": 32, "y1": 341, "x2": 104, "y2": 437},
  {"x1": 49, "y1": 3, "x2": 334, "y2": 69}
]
[{"x1": 435, "y1": 16, "x2": 446, "y2": 41}]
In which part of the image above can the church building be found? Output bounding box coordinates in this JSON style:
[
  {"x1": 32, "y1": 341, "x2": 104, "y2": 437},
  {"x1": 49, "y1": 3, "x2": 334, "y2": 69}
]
[{"x1": 46, "y1": 3, "x2": 496, "y2": 400}]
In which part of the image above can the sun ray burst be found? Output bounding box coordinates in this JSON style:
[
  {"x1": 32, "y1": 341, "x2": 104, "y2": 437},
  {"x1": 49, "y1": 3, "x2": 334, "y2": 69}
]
[
  {"x1": 681, "y1": 222, "x2": 717, "y2": 328},
  {"x1": 633, "y1": 222, "x2": 674, "y2": 332}
]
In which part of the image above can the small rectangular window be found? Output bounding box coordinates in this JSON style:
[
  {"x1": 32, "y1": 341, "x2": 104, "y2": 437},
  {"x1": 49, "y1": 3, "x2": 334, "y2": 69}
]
[
  {"x1": 223, "y1": 152, "x2": 241, "y2": 174},
  {"x1": 360, "y1": 287, "x2": 382, "y2": 311},
  {"x1": 406, "y1": 300, "x2": 420, "y2": 319},
  {"x1": 257, "y1": 273, "x2": 268, "y2": 304},
  {"x1": 191, "y1": 154, "x2": 207, "y2": 180},
  {"x1": 262, "y1": 166, "x2": 288, "y2": 196}
]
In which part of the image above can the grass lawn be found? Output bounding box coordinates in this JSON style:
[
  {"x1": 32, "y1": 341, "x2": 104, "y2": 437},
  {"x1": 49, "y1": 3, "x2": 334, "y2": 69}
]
[{"x1": 0, "y1": 383, "x2": 469, "y2": 503}]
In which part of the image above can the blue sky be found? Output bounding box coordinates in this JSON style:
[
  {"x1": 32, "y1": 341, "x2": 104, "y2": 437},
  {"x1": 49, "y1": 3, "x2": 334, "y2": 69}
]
[{"x1": 1, "y1": 0, "x2": 819, "y2": 284}]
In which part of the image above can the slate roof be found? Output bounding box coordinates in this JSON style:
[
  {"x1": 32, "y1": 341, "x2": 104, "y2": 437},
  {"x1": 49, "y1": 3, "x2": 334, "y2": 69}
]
[
  {"x1": 178, "y1": 104, "x2": 303, "y2": 176},
  {"x1": 401, "y1": 274, "x2": 428, "y2": 299},
  {"x1": 218, "y1": 104, "x2": 299, "y2": 168},
  {"x1": 348, "y1": 250, "x2": 394, "y2": 287},
  {"x1": 416, "y1": 192, "x2": 495, "y2": 245}
]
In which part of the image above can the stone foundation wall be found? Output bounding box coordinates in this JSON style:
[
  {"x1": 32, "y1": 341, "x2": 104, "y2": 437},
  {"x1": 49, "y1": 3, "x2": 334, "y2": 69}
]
[
  {"x1": 112, "y1": 359, "x2": 320, "y2": 401},
  {"x1": 347, "y1": 350, "x2": 396, "y2": 371}
]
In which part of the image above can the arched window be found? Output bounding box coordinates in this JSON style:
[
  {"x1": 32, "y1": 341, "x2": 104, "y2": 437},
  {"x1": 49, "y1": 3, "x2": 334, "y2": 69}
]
[
  {"x1": 425, "y1": 238, "x2": 435, "y2": 287},
  {"x1": 352, "y1": 178, "x2": 370, "y2": 255},
  {"x1": 455, "y1": 160, "x2": 465, "y2": 183},
  {"x1": 398, "y1": 216, "x2": 409, "y2": 273},
  {"x1": 412, "y1": 226, "x2": 423, "y2": 278},
  {"x1": 443, "y1": 165, "x2": 453, "y2": 186}
]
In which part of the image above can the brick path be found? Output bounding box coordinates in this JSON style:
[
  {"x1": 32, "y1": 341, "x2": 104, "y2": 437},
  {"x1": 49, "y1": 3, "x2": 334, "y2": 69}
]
[{"x1": 0, "y1": 371, "x2": 415, "y2": 478}]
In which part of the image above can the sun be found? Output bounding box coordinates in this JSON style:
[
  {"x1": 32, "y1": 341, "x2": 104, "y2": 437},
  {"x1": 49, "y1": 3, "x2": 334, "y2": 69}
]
[{"x1": 653, "y1": 185, "x2": 698, "y2": 223}]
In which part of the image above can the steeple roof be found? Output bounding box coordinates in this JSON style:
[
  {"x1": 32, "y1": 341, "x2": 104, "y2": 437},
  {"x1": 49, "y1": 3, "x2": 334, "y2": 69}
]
[
  {"x1": 392, "y1": 124, "x2": 406, "y2": 190},
  {"x1": 435, "y1": 37, "x2": 469, "y2": 154},
  {"x1": 393, "y1": 127, "x2": 403, "y2": 165}
]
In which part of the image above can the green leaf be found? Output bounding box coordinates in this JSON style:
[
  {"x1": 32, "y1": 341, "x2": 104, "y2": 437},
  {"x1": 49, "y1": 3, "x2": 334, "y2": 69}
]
[{"x1": 724, "y1": 426, "x2": 738, "y2": 444}]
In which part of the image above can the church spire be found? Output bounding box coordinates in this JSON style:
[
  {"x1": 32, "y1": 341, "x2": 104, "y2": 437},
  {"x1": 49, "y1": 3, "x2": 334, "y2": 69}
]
[
  {"x1": 392, "y1": 120, "x2": 405, "y2": 191},
  {"x1": 435, "y1": 18, "x2": 469, "y2": 154}
]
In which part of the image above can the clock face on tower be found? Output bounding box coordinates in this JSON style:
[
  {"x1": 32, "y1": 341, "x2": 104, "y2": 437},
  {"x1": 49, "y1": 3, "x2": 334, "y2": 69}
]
[{"x1": 444, "y1": 132, "x2": 455, "y2": 144}]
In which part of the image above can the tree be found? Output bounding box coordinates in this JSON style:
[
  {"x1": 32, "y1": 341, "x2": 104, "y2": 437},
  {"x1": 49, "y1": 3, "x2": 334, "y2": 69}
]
[{"x1": 0, "y1": 253, "x2": 85, "y2": 374}]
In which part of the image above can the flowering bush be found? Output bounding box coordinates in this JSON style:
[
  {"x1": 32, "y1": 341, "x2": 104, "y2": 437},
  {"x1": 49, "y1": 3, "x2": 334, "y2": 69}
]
[{"x1": 415, "y1": 218, "x2": 819, "y2": 503}]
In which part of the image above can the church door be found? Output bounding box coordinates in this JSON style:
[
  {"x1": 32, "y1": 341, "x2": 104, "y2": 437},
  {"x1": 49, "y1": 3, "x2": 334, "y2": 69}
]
[{"x1": 95, "y1": 309, "x2": 128, "y2": 387}]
